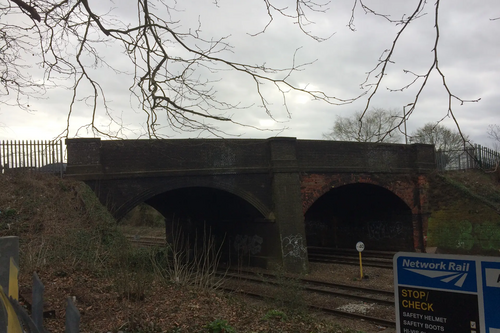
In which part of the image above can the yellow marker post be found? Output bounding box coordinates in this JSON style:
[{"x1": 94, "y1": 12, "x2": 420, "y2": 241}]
[{"x1": 356, "y1": 241, "x2": 365, "y2": 279}]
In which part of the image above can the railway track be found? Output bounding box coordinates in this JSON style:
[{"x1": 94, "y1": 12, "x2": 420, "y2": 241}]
[
  {"x1": 225, "y1": 268, "x2": 395, "y2": 305},
  {"x1": 126, "y1": 235, "x2": 396, "y2": 327},
  {"x1": 126, "y1": 236, "x2": 397, "y2": 270},
  {"x1": 308, "y1": 247, "x2": 396, "y2": 269},
  {"x1": 127, "y1": 236, "x2": 396, "y2": 269},
  {"x1": 126, "y1": 235, "x2": 396, "y2": 269},
  {"x1": 221, "y1": 268, "x2": 395, "y2": 328}
]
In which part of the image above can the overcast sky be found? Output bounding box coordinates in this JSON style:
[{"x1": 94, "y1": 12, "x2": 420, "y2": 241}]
[{"x1": 1, "y1": 0, "x2": 499, "y2": 147}]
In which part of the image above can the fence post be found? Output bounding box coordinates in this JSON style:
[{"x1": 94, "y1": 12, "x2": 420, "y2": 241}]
[
  {"x1": 32, "y1": 272, "x2": 45, "y2": 332},
  {"x1": 478, "y1": 144, "x2": 483, "y2": 168},
  {"x1": 59, "y1": 140, "x2": 64, "y2": 178},
  {"x1": 0, "y1": 236, "x2": 19, "y2": 299},
  {"x1": 65, "y1": 297, "x2": 80, "y2": 333},
  {"x1": 4, "y1": 141, "x2": 9, "y2": 171}
]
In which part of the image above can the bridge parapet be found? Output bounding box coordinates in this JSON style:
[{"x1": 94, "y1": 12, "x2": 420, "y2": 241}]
[
  {"x1": 296, "y1": 140, "x2": 435, "y2": 173},
  {"x1": 65, "y1": 138, "x2": 102, "y2": 174},
  {"x1": 67, "y1": 138, "x2": 274, "y2": 179},
  {"x1": 66, "y1": 138, "x2": 436, "y2": 179}
]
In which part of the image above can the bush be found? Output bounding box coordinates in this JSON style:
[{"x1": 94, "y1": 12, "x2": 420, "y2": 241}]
[
  {"x1": 268, "y1": 266, "x2": 305, "y2": 315},
  {"x1": 205, "y1": 319, "x2": 236, "y2": 333},
  {"x1": 262, "y1": 309, "x2": 288, "y2": 322}
]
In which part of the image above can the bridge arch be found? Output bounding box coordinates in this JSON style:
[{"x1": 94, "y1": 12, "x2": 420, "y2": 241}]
[
  {"x1": 117, "y1": 180, "x2": 280, "y2": 266},
  {"x1": 146, "y1": 186, "x2": 267, "y2": 224},
  {"x1": 304, "y1": 182, "x2": 414, "y2": 251},
  {"x1": 116, "y1": 176, "x2": 273, "y2": 222}
]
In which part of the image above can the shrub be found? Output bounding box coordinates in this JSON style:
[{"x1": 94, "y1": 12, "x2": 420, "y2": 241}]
[
  {"x1": 262, "y1": 309, "x2": 288, "y2": 322},
  {"x1": 205, "y1": 319, "x2": 236, "y2": 333}
]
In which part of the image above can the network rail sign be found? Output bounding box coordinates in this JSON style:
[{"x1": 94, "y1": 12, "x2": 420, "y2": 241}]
[{"x1": 394, "y1": 253, "x2": 500, "y2": 333}]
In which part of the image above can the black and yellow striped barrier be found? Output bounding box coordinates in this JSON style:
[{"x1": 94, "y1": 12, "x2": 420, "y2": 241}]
[{"x1": 0, "y1": 236, "x2": 22, "y2": 333}]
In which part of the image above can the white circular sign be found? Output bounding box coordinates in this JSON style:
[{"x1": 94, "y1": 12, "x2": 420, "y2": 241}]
[{"x1": 356, "y1": 241, "x2": 365, "y2": 252}]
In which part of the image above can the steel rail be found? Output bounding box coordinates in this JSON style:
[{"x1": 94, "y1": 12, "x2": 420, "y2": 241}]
[
  {"x1": 223, "y1": 271, "x2": 394, "y2": 306},
  {"x1": 219, "y1": 285, "x2": 396, "y2": 328}
]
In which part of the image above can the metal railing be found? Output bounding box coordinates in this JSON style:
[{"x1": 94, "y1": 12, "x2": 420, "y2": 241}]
[
  {"x1": 436, "y1": 144, "x2": 500, "y2": 171},
  {"x1": 0, "y1": 140, "x2": 66, "y2": 176}
]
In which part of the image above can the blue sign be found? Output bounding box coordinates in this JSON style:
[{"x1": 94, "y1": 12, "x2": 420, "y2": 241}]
[
  {"x1": 481, "y1": 261, "x2": 500, "y2": 332},
  {"x1": 394, "y1": 253, "x2": 500, "y2": 333}
]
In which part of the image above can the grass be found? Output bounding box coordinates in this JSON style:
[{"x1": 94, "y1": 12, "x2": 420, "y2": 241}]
[{"x1": 439, "y1": 170, "x2": 500, "y2": 211}]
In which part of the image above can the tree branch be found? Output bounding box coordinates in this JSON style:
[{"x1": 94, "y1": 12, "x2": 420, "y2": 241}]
[{"x1": 9, "y1": 0, "x2": 40, "y2": 21}]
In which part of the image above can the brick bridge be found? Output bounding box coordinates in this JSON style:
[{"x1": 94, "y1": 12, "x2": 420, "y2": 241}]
[{"x1": 65, "y1": 137, "x2": 436, "y2": 273}]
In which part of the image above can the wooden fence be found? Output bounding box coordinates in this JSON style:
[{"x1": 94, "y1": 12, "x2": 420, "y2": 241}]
[
  {"x1": 436, "y1": 144, "x2": 500, "y2": 171},
  {"x1": 0, "y1": 140, "x2": 65, "y2": 176}
]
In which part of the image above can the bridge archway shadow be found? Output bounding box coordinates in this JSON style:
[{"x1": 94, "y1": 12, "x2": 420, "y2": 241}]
[
  {"x1": 305, "y1": 183, "x2": 413, "y2": 252},
  {"x1": 129, "y1": 186, "x2": 277, "y2": 266},
  {"x1": 146, "y1": 186, "x2": 265, "y2": 226}
]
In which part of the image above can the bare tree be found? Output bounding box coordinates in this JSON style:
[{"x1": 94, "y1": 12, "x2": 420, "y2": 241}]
[
  {"x1": 323, "y1": 108, "x2": 403, "y2": 143},
  {"x1": 1, "y1": 0, "x2": 352, "y2": 138},
  {"x1": 351, "y1": 0, "x2": 481, "y2": 141},
  {"x1": 0, "y1": 0, "x2": 488, "y2": 138},
  {"x1": 487, "y1": 124, "x2": 500, "y2": 150},
  {"x1": 411, "y1": 123, "x2": 471, "y2": 169}
]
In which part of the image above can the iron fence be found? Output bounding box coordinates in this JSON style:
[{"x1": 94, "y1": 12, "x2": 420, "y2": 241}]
[
  {"x1": 436, "y1": 144, "x2": 500, "y2": 171},
  {"x1": 0, "y1": 140, "x2": 66, "y2": 176}
]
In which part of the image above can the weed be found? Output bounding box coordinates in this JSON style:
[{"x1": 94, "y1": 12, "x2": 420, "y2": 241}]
[
  {"x1": 2, "y1": 207, "x2": 17, "y2": 217},
  {"x1": 152, "y1": 221, "x2": 226, "y2": 290},
  {"x1": 58, "y1": 180, "x2": 70, "y2": 192},
  {"x1": 262, "y1": 309, "x2": 287, "y2": 322},
  {"x1": 117, "y1": 314, "x2": 162, "y2": 333},
  {"x1": 21, "y1": 237, "x2": 49, "y2": 272},
  {"x1": 112, "y1": 246, "x2": 156, "y2": 301},
  {"x1": 205, "y1": 319, "x2": 236, "y2": 333},
  {"x1": 268, "y1": 265, "x2": 306, "y2": 315},
  {"x1": 0, "y1": 207, "x2": 18, "y2": 231}
]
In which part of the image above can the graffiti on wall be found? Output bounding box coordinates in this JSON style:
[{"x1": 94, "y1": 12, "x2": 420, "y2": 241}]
[
  {"x1": 367, "y1": 220, "x2": 404, "y2": 240},
  {"x1": 282, "y1": 234, "x2": 307, "y2": 259},
  {"x1": 234, "y1": 234, "x2": 263, "y2": 255},
  {"x1": 306, "y1": 220, "x2": 330, "y2": 231}
]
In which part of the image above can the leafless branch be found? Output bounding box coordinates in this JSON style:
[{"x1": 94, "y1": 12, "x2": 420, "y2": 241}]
[
  {"x1": 250, "y1": 0, "x2": 333, "y2": 42},
  {"x1": 354, "y1": 0, "x2": 480, "y2": 143},
  {"x1": 1, "y1": 0, "x2": 489, "y2": 139},
  {"x1": 2, "y1": 0, "x2": 358, "y2": 138},
  {"x1": 9, "y1": 0, "x2": 40, "y2": 21}
]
